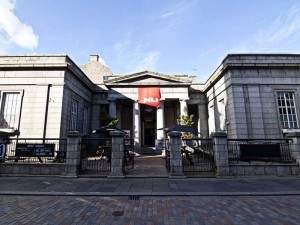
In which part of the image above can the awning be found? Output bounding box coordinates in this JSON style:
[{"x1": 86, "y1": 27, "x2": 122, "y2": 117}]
[{"x1": 138, "y1": 86, "x2": 160, "y2": 107}]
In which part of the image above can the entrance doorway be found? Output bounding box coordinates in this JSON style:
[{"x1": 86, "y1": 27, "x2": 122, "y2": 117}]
[
  {"x1": 140, "y1": 105, "x2": 156, "y2": 147},
  {"x1": 144, "y1": 121, "x2": 155, "y2": 146}
]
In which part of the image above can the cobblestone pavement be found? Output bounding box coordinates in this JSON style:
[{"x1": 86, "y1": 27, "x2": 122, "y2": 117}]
[
  {"x1": 1, "y1": 195, "x2": 300, "y2": 225},
  {"x1": 1, "y1": 177, "x2": 300, "y2": 195}
]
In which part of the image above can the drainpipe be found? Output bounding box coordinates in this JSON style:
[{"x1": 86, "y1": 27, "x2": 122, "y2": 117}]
[
  {"x1": 43, "y1": 84, "x2": 52, "y2": 143},
  {"x1": 16, "y1": 90, "x2": 24, "y2": 140}
]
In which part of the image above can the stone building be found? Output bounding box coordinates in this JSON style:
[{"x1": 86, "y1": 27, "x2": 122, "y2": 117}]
[
  {"x1": 0, "y1": 54, "x2": 300, "y2": 149},
  {"x1": 205, "y1": 54, "x2": 300, "y2": 139}
]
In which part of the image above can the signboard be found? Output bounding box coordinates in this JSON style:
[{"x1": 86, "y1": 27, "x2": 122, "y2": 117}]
[
  {"x1": 240, "y1": 143, "x2": 281, "y2": 161},
  {"x1": 138, "y1": 87, "x2": 160, "y2": 107},
  {"x1": 16, "y1": 144, "x2": 55, "y2": 157}
]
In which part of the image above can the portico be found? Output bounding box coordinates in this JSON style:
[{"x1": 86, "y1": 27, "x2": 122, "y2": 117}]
[{"x1": 103, "y1": 71, "x2": 196, "y2": 148}]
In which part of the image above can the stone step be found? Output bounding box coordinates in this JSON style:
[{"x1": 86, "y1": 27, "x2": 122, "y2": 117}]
[{"x1": 134, "y1": 147, "x2": 162, "y2": 155}]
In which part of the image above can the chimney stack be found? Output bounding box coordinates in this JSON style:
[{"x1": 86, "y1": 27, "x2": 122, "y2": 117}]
[{"x1": 90, "y1": 55, "x2": 99, "y2": 62}]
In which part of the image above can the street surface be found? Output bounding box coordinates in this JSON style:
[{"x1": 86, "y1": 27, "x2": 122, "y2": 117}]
[{"x1": 1, "y1": 195, "x2": 300, "y2": 224}]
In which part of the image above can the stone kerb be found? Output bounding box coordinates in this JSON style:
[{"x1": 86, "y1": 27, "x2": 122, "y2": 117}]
[
  {"x1": 168, "y1": 131, "x2": 185, "y2": 178},
  {"x1": 64, "y1": 131, "x2": 82, "y2": 178},
  {"x1": 212, "y1": 131, "x2": 230, "y2": 177},
  {"x1": 108, "y1": 131, "x2": 125, "y2": 179}
]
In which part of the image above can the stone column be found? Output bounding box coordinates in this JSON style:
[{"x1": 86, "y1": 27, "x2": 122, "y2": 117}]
[
  {"x1": 168, "y1": 131, "x2": 185, "y2": 178},
  {"x1": 212, "y1": 131, "x2": 230, "y2": 177},
  {"x1": 108, "y1": 131, "x2": 125, "y2": 178},
  {"x1": 285, "y1": 132, "x2": 300, "y2": 176},
  {"x1": 109, "y1": 100, "x2": 117, "y2": 118},
  {"x1": 180, "y1": 100, "x2": 187, "y2": 116},
  {"x1": 133, "y1": 101, "x2": 141, "y2": 148},
  {"x1": 64, "y1": 131, "x2": 82, "y2": 178},
  {"x1": 156, "y1": 100, "x2": 165, "y2": 139}
]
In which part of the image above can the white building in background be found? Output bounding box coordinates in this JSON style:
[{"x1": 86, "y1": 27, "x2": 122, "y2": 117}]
[{"x1": 1, "y1": 54, "x2": 300, "y2": 148}]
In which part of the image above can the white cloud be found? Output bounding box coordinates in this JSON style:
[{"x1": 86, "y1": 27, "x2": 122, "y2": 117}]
[
  {"x1": 132, "y1": 51, "x2": 161, "y2": 72},
  {"x1": 230, "y1": 3, "x2": 300, "y2": 54},
  {"x1": 113, "y1": 32, "x2": 161, "y2": 73},
  {"x1": 255, "y1": 4, "x2": 300, "y2": 45},
  {"x1": 160, "y1": 1, "x2": 197, "y2": 19},
  {"x1": 0, "y1": 0, "x2": 39, "y2": 50},
  {"x1": 98, "y1": 56, "x2": 107, "y2": 66},
  {"x1": 158, "y1": 1, "x2": 198, "y2": 31}
]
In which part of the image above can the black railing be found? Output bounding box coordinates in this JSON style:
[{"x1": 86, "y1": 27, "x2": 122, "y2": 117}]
[
  {"x1": 181, "y1": 138, "x2": 215, "y2": 172},
  {"x1": 227, "y1": 139, "x2": 296, "y2": 164},
  {"x1": 81, "y1": 138, "x2": 111, "y2": 173},
  {"x1": 124, "y1": 138, "x2": 134, "y2": 172},
  {"x1": 164, "y1": 139, "x2": 170, "y2": 172},
  {"x1": 5, "y1": 138, "x2": 67, "y2": 164}
]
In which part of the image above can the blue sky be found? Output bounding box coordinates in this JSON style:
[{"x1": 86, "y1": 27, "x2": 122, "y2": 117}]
[{"x1": 1, "y1": 0, "x2": 300, "y2": 82}]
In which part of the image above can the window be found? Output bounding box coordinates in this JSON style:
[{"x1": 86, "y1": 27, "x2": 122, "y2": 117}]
[
  {"x1": 70, "y1": 99, "x2": 78, "y2": 131},
  {"x1": 208, "y1": 104, "x2": 215, "y2": 134},
  {"x1": 218, "y1": 99, "x2": 226, "y2": 131},
  {"x1": 82, "y1": 106, "x2": 88, "y2": 135},
  {"x1": 0, "y1": 92, "x2": 21, "y2": 129},
  {"x1": 277, "y1": 92, "x2": 298, "y2": 129}
]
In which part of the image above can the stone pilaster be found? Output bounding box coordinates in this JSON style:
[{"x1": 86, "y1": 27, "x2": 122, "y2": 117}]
[
  {"x1": 109, "y1": 100, "x2": 117, "y2": 118},
  {"x1": 198, "y1": 103, "x2": 208, "y2": 138},
  {"x1": 64, "y1": 131, "x2": 82, "y2": 178},
  {"x1": 285, "y1": 132, "x2": 300, "y2": 176},
  {"x1": 212, "y1": 131, "x2": 230, "y2": 177},
  {"x1": 168, "y1": 131, "x2": 185, "y2": 178},
  {"x1": 108, "y1": 131, "x2": 125, "y2": 178}
]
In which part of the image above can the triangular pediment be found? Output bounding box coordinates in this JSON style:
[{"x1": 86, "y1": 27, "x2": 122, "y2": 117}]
[{"x1": 104, "y1": 70, "x2": 192, "y2": 86}]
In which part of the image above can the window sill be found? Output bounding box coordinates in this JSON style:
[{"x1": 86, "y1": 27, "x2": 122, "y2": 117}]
[{"x1": 282, "y1": 129, "x2": 300, "y2": 133}]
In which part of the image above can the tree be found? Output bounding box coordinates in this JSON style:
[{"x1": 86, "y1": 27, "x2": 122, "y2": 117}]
[
  {"x1": 177, "y1": 106, "x2": 194, "y2": 139},
  {"x1": 99, "y1": 107, "x2": 118, "y2": 127}
]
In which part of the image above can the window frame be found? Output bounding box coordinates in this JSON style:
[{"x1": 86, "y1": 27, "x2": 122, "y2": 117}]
[
  {"x1": 82, "y1": 106, "x2": 88, "y2": 135},
  {"x1": 276, "y1": 91, "x2": 299, "y2": 129},
  {"x1": 0, "y1": 91, "x2": 22, "y2": 129},
  {"x1": 70, "y1": 99, "x2": 78, "y2": 131}
]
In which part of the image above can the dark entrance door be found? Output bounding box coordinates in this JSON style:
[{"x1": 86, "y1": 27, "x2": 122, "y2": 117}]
[
  {"x1": 140, "y1": 105, "x2": 156, "y2": 147},
  {"x1": 144, "y1": 121, "x2": 155, "y2": 146}
]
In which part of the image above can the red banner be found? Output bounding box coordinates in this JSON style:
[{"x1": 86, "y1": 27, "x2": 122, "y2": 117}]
[{"x1": 138, "y1": 87, "x2": 160, "y2": 107}]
